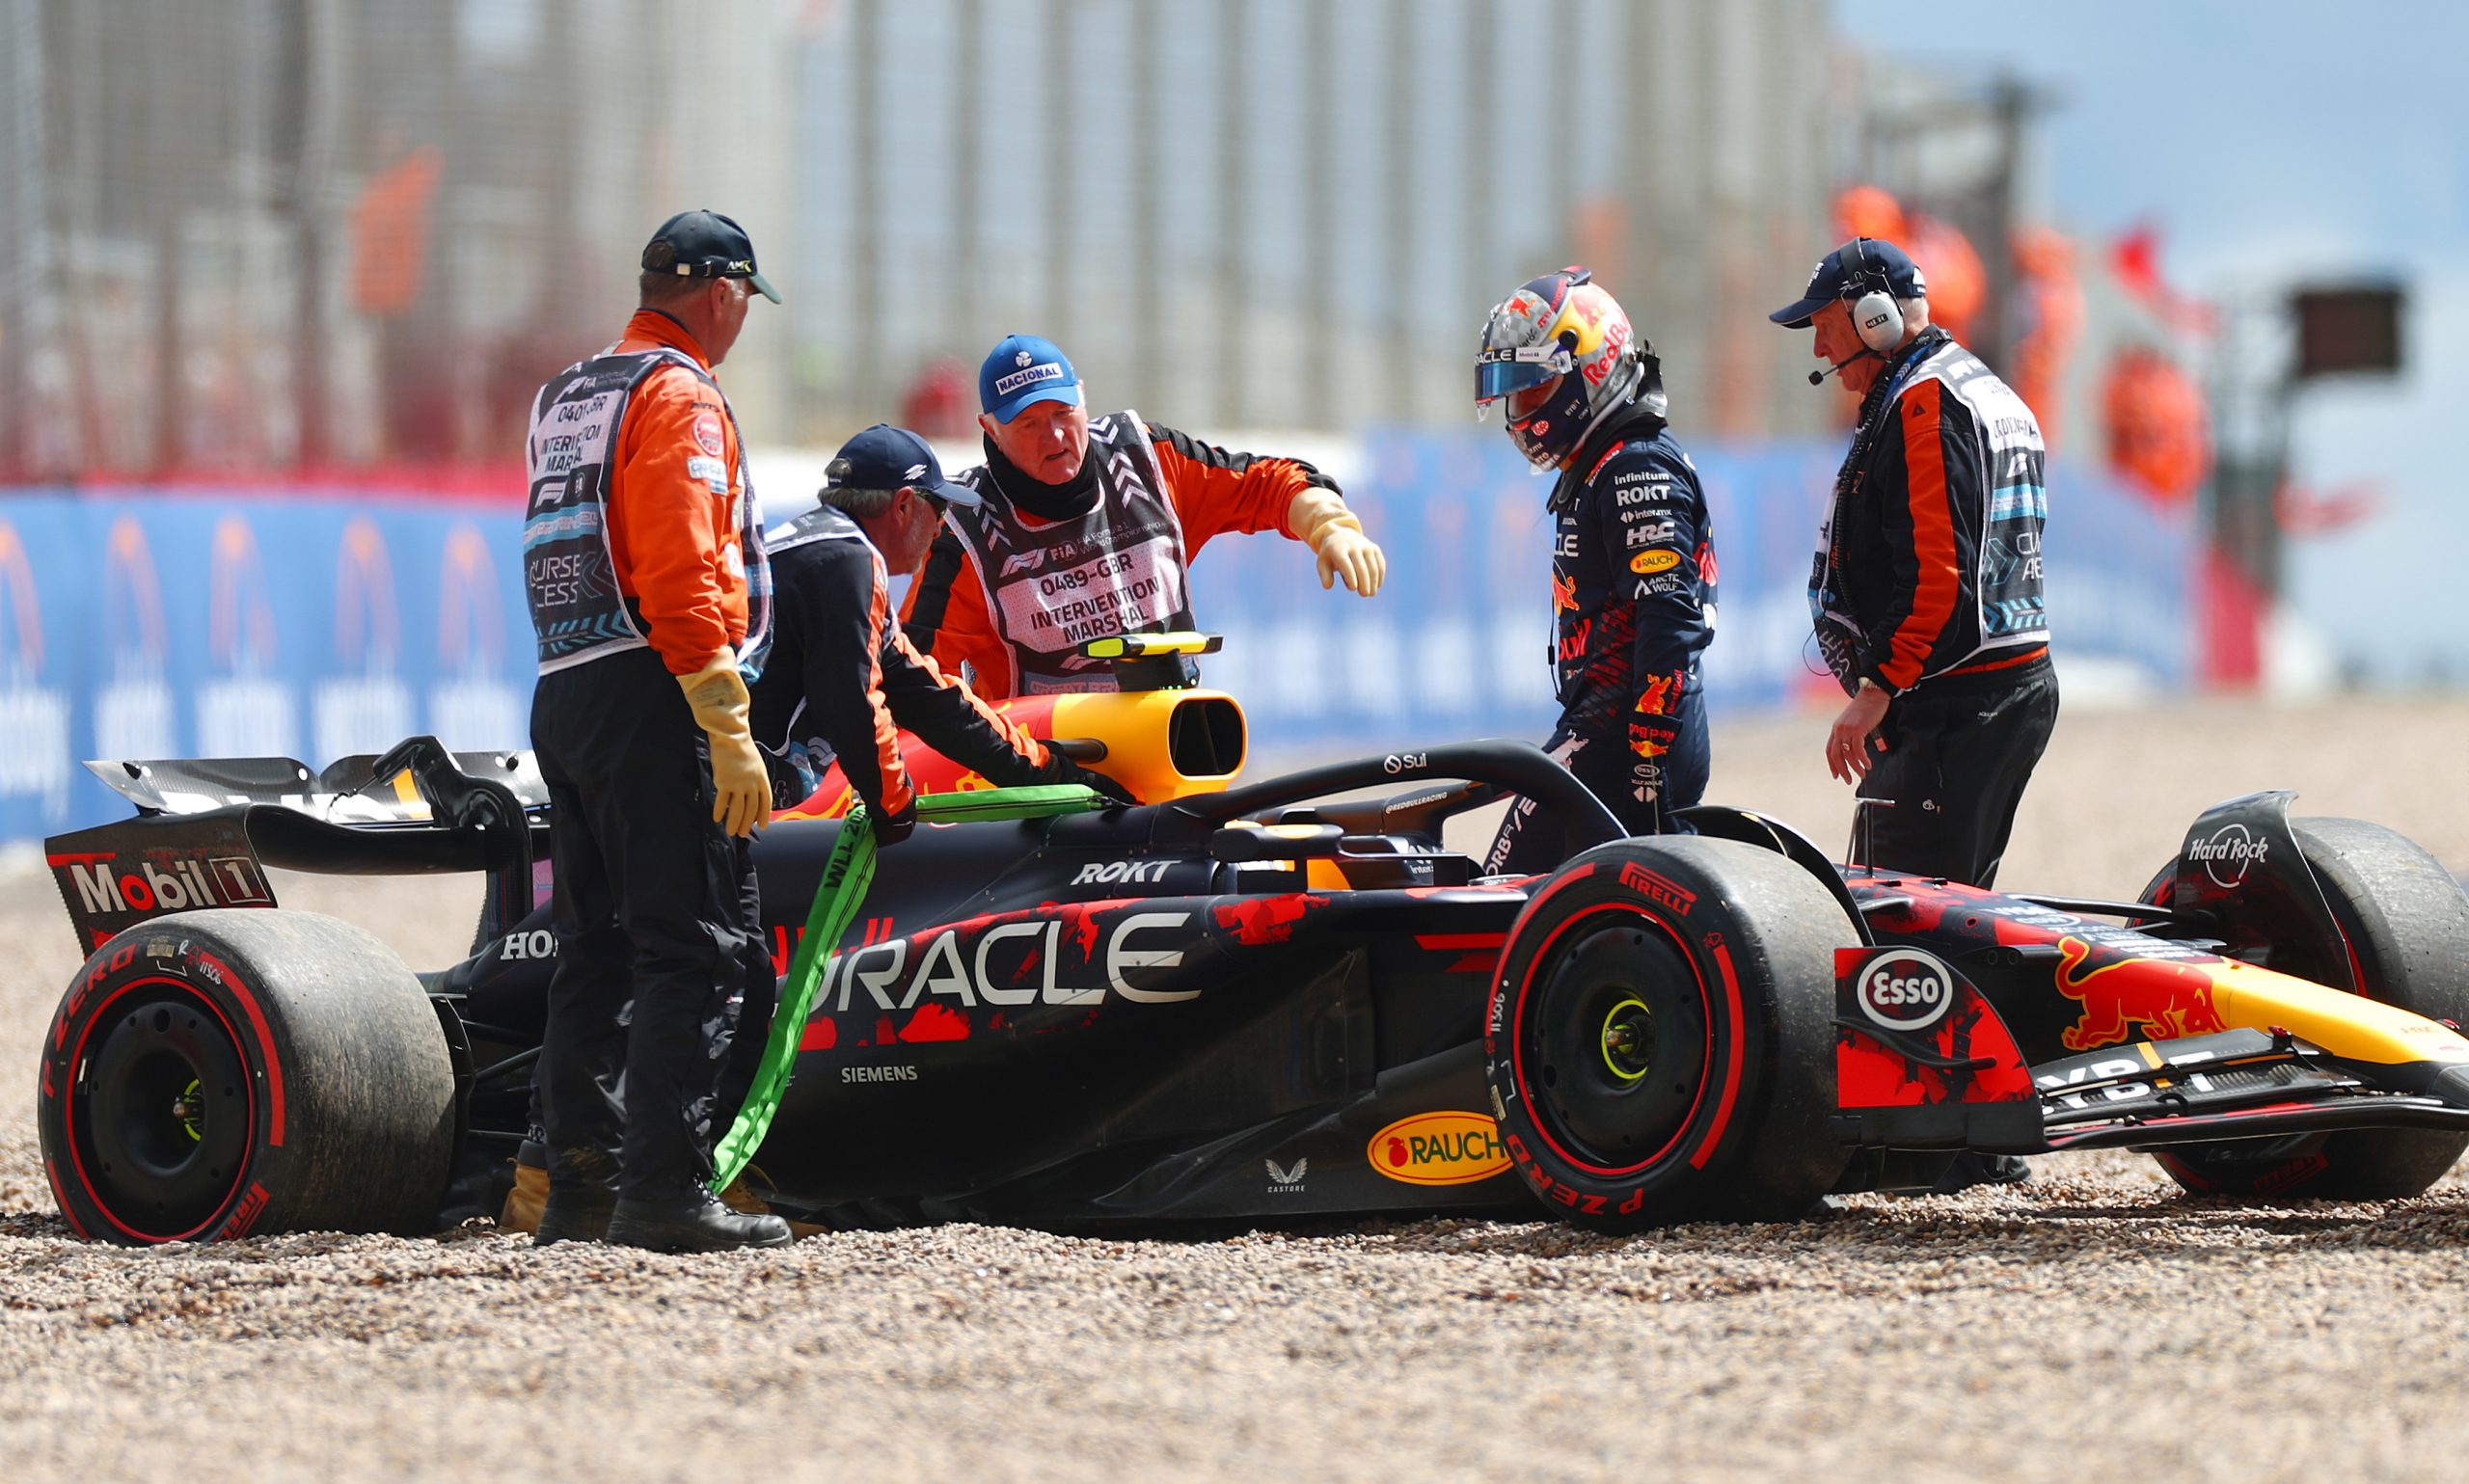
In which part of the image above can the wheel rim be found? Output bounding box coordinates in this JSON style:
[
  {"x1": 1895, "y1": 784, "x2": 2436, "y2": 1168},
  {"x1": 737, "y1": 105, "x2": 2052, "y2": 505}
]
[
  {"x1": 1518, "y1": 910, "x2": 1710, "y2": 1176},
  {"x1": 76, "y1": 988, "x2": 252, "y2": 1238}
]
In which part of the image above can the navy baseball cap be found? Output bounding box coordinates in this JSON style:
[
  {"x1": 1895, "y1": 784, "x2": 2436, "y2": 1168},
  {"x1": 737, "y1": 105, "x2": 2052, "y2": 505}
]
[
  {"x1": 1769, "y1": 237, "x2": 1926, "y2": 327},
  {"x1": 641, "y1": 209, "x2": 782, "y2": 304},
  {"x1": 824, "y1": 424, "x2": 980, "y2": 507},
  {"x1": 979, "y1": 335, "x2": 1084, "y2": 423}
]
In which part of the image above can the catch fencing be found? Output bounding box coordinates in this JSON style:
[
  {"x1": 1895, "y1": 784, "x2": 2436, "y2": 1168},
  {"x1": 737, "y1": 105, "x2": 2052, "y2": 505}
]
[{"x1": 0, "y1": 439, "x2": 2189, "y2": 844}]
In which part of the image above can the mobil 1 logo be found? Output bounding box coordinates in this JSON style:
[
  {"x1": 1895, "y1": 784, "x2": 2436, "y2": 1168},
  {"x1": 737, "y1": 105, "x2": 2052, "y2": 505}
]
[{"x1": 1854, "y1": 948, "x2": 1957, "y2": 1033}]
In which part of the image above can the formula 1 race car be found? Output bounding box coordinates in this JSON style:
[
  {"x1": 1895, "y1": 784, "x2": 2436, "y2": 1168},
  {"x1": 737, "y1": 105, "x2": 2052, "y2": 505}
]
[{"x1": 33, "y1": 642, "x2": 2469, "y2": 1244}]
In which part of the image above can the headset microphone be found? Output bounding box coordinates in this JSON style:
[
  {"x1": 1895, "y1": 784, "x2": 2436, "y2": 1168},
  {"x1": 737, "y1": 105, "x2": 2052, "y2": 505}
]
[{"x1": 1807, "y1": 348, "x2": 1877, "y2": 387}]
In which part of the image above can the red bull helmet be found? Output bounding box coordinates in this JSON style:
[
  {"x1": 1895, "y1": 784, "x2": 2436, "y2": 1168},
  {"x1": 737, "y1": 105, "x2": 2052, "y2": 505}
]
[{"x1": 1476, "y1": 267, "x2": 1657, "y2": 470}]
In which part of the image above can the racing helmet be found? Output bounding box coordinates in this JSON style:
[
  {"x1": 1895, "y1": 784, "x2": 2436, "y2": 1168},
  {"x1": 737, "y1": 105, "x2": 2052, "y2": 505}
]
[{"x1": 1475, "y1": 267, "x2": 1661, "y2": 470}]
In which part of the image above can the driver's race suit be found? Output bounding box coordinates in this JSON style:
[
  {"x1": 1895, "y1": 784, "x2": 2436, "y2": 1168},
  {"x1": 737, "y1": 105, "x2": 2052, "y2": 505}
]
[{"x1": 1485, "y1": 402, "x2": 1716, "y2": 877}]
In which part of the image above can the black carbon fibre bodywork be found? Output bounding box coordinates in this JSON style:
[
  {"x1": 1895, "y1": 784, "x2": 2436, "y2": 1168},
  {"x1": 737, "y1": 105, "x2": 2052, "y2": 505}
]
[{"x1": 45, "y1": 747, "x2": 2469, "y2": 1231}]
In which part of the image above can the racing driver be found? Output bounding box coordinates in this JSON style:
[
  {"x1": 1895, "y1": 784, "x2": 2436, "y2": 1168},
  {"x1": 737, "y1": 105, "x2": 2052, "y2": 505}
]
[
  {"x1": 901, "y1": 334, "x2": 1387, "y2": 696},
  {"x1": 1474, "y1": 267, "x2": 1716, "y2": 875}
]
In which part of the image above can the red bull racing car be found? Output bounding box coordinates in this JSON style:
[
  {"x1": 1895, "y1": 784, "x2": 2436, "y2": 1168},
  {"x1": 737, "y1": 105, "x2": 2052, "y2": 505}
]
[{"x1": 31, "y1": 647, "x2": 2469, "y2": 1243}]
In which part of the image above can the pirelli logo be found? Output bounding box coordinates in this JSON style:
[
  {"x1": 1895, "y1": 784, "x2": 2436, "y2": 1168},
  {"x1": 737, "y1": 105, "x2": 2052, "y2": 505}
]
[{"x1": 1617, "y1": 861, "x2": 1696, "y2": 917}]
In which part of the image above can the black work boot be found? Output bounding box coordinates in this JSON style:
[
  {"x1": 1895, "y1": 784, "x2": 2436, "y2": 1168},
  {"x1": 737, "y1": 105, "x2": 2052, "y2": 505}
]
[
  {"x1": 534, "y1": 1183, "x2": 619, "y2": 1246},
  {"x1": 533, "y1": 1146, "x2": 620, "y2": 1247},
  {"x1": 606, "y1": 1190, "x2": 795, "y2": 1253}
]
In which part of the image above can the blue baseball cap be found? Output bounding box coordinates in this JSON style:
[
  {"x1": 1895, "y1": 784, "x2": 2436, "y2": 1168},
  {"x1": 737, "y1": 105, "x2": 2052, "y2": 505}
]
[
  {"x1": 824, "y1": 424, "x2": 981, "y2": 507},
  {"x1": 1769, "y1": 237, "x2": 1927, "y2": 328},
  {"x1": 979, "y1": 335, "x2": 1084, "y2": 423}
]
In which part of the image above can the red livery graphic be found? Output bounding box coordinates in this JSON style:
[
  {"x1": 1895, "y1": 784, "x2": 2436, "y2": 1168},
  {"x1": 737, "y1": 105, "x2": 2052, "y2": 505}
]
[
  {"x1": 1213, "y1": 893, "x2": 1329, "y2": 946},
  {"x1": 2054, "y1": 935, "x2": 2229, "y2": 1051},
  {"x1": 1834, "y1": 947, "x2": 2034, "y2": 1110}
]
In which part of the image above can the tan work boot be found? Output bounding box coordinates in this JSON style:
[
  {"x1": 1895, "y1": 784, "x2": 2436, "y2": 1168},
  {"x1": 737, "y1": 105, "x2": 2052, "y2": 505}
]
[{"x1": 501, "y1": 1159, "x2": 548, "y2": 1236}]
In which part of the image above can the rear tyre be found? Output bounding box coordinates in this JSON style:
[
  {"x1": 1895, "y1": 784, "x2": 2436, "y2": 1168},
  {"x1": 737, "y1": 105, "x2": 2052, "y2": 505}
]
[
  {"x1": 38, "y1": 910, "x2": 458, "y2": 1244},
  {"x1": 1484, "y1": 837, "x2": 1854, "y2": 1231},
  {"x1": 2153, "y1": 817, "x2": 2469, "y2": 1201}
]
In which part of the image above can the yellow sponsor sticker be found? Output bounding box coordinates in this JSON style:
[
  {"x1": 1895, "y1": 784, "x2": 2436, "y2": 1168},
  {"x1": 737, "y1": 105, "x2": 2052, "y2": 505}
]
[
  {"x1": 1629, "y1": 548, "x2": 1681, "y2": 576},
  {"x1": 1367, "y1": 1110, "x2": 1512, "y2": 1186}
]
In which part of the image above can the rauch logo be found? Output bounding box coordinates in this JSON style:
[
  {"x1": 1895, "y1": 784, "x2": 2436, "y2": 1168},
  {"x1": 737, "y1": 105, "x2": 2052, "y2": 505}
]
[{"x1": 1366, "y1": 1111, "x2": 1511, "y2": 1187}]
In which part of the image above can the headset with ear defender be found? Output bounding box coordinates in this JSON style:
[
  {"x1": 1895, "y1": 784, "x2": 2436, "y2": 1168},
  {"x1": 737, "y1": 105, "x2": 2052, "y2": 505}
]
[{"x1": 1843, "y1": 237, "x2": 1904, "y2": 354}]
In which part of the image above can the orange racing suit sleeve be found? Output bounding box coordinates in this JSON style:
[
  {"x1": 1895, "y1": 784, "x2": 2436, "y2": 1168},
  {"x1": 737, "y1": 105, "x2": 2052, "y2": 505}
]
[
  {"x1": 1863, "y1": 378, "x2": 1972, "y2": 691},
  {"x1": 1147, "y1": 424, "x2": 1338, "y2": 560},
  {"x1": 610, "y1": 364, "x2": 747, "y2": 675}
]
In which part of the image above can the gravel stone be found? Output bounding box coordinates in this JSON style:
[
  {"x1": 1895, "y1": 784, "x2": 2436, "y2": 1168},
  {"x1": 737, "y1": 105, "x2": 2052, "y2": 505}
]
[{"x1": 7, "y1": 695, "x2": 2469, "y2": 1482}]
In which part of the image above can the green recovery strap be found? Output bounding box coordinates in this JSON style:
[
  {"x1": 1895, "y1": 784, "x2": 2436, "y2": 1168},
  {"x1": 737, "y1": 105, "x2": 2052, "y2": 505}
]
[{"x1": 709, "y1": 784, "x2": 1108, "y2": 1193}]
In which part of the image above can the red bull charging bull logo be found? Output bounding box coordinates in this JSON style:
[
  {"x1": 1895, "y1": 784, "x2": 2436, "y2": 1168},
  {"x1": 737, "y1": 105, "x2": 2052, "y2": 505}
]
[
  {"x1": 2055, "y1": 934, "x2": 2229, "y2": 1051},
  {"x1": 1634, "y1": 670, "x2": 1685, "y2": 716}
]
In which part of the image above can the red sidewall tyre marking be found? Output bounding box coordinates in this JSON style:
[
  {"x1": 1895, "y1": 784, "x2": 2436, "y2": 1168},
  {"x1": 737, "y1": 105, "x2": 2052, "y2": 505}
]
[
  {"x1": 200, "y1": 951, "x2": 285, "y2": 1146},
  {"x1": 1686, "y1": 935, "x2": 1748, "y2": 1170},
  {"x1": 56, "y1": 974, "x2": 259, "y2": 1244},
  {"x1": 1508, "y1": 901, "x2": 1716, "y2": 1180}
]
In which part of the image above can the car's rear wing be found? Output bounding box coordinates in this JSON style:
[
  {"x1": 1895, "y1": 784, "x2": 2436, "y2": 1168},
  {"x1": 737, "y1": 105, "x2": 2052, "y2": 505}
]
[{"x1": 45, "y1": 737, "x2": 543, "y2": 953}]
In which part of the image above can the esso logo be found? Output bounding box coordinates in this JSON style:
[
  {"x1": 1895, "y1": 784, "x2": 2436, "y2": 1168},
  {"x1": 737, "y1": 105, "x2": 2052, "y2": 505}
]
[{"x1": 1857, "y1": 950, "x2": 1956, "y2": 1033}]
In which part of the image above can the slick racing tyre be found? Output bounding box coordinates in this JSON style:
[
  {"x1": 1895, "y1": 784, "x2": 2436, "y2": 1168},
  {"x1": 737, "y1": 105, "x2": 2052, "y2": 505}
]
[
  {"x1": 39, "y1": 910, "x2": 458, "y2": 1244},
  {"x1": 2152, "y1": 818, "x2": 2469, "y2": 1201},
  {"x1": 1485, "y1": 837, "x2": 1853, "y2": 1232}
]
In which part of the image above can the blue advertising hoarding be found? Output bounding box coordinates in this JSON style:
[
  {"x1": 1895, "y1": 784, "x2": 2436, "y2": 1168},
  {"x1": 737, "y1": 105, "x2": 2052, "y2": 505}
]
[
  {"x1": 0, "y1": 493, "x2": 530, "y2": 843},
  {"x1": 1, "y1": 441, "x2": 2190, "y2": 843}
]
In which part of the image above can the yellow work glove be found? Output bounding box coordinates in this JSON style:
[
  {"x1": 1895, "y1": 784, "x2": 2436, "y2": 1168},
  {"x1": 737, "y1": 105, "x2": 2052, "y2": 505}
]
[
  {"x1": 1288, "y1": 488, "x2": 1387, "y2": 597},
  {"x1": 676, "y1": 656, "x2": 773, "y2": 838}
]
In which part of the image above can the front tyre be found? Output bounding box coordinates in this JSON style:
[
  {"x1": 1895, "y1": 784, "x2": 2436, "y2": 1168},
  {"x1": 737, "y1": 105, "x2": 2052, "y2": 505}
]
[
  {"x1": 1485, "y1": 837, "x2": 1855, "y2": 1231},
  {"x1": 2154, "y1": 817, "x2": 2469, "y2": 1201},
  {"x1": 38, "y1": 910, "x2": 457, "y2": 1244}
]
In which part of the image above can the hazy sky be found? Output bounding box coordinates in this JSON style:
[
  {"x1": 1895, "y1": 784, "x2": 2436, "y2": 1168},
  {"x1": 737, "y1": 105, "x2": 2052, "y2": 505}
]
[{"x1": 1837, "y1": 0, "x2": 2469, "y2": 684}]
